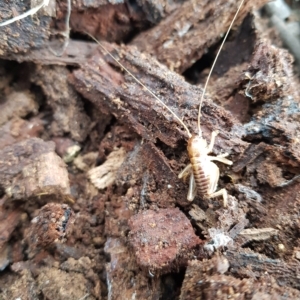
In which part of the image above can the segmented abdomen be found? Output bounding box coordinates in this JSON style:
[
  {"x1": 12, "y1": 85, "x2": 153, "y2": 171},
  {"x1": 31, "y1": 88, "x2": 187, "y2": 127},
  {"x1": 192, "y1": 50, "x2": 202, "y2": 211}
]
[{"x1": 190, "y1": 156, "x2": 210, "y2": 197}]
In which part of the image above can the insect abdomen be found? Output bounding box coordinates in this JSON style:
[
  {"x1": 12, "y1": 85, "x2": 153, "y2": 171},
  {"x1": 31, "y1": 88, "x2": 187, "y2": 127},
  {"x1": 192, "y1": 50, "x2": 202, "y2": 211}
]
[{"x1": 190, "y1": 157, "x2": 210, "y2": 197}]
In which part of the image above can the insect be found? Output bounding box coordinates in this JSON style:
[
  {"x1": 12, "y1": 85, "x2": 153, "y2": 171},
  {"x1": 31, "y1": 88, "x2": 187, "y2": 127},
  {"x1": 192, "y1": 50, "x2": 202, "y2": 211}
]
[{"x1": 88, "y1": 0, "x2": 246, "y2": 207}]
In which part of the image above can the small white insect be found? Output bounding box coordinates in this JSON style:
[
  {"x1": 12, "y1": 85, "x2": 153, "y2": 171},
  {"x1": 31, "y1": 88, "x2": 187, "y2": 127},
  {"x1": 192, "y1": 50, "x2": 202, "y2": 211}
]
[{"x1": 89, "y1": 0, "x2": 246, "y2": 207}]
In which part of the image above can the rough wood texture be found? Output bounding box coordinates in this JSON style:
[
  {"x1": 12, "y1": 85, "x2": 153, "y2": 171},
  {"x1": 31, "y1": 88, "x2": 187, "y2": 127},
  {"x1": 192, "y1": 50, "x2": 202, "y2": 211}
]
[
  {"x1": 180, "y1": 259, "x2": 300, "y2": 299},
  {"x1": 31, "y1": 65, "x2": 91, "y2": 142},
  {"x1": 25, "y1": 203, "x2": 75, "y2": 255},
  {"x1": 0, "y1": 138, "x2": 70, "y2": 201},
  {"x1": 0, "y1": 1, "x2": 52, "y2": 55},
  {"x1": 225, "y1": 248, "x2": 300, "y2": 291},
  {"x1": 128, "y1": 208, "x2": 201, "y2": 273},
  {"x1": 4, "y1": 40, "x2": 98, "y2": 66},
  {"x1": 105, "y1": 237, "x2": 161, "y2": 300},
  {"x1": 70, "y1": 43, "x2": 247, "y2": 154},
  {"x1": 131, "y1": 0, "x2": 269, "y2": 73}
]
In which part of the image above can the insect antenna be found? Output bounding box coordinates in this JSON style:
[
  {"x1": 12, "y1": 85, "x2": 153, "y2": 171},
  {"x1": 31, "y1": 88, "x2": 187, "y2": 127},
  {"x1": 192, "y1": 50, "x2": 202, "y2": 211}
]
[
  {"x1": 86, "y1": 33, "x2": 192, "y2": 138},
  {"x1": 197, "y1": 0, "x2": 246, "y2": 137}
]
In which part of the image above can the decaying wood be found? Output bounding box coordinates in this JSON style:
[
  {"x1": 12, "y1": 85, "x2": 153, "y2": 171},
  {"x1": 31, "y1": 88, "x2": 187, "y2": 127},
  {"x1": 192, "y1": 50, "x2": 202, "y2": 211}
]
[
  {"x1": 3, "y1": 40, "x2": 98, "y2": 66},
  {"x1": 0, "y1": 91, "x2": 38, "y2": 127},
  {"x1": 116, "y1": 142, "x2": 189, "y2": 208},
  {"x1": 88, "y1": 147, "x2": 126, "y2": 189},
  {"x1": 240, "y1": 40, "x2": 295, "y2": 103},
  {"x1": 239, "y1": 227, "x2": 279, "y2": 241},
  {"x1": 0, "y1": 117, "x2": 44, "y2": 150},
  {"x1": 31, "y1": 65, "x2": 91, "y2": 142},
  {"x1": 1, "y1": 0, "x2": 300, "y2": 298},
  {"x1": 0, "y1": 1, "x2": 52, "y2": 56},
  {"x1": 128, "y1": 208, "x2": 201, "y2": 274},
  {"x1": 70, "y1": 42, "x2": 247, "y2": 154},
  {"x1": 180, "y1": 258, "x2": 300, "y2": 299},
  {"x1": 0, "y1": 138, "x2": 70, "y2": 201},
  {"x1": 25, "y1": 203, "x2": 74, "y2": 255},
  {"x1": 0, "y1": 206, "x2": 21, "y2": 250},
  {"x1": 225, "y1": 248, "x2": 300, "y2": 290},
  {"x1": 69, "y1": 1, "x2": 134, "y2": 43},
  {"x1": 131, "y1": 0, "x2": 269, "y2": 73},
  {"x1": 105, "y1": 237, "x2": 161, "y2": 300}
]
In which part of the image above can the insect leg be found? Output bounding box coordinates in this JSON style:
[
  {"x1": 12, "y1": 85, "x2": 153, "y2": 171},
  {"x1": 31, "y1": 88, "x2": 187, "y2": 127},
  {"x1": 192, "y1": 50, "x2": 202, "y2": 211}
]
[
  {"x1": 207, "y1": 130, "x2": 219, "y2": 153},
  {"x1": 209, "y1": 156, "x2": 233, "y2": 165},
  {"x1": 208, "y1": 188, "x2": 228, "y2": 207},
  {"x1": 216, "y1": 153, "x2": 229, "y2": 158},
  {"x1": 187, "y1": 172, "x2": 197, "y2": 201},
  {"x1": 178, "y1": 163, "x2": 192, "y2": 180}
]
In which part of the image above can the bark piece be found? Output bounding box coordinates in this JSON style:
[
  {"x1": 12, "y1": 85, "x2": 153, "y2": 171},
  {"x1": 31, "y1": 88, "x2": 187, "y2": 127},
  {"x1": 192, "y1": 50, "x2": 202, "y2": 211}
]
[
  {"x1": 0, "y1": 1, "x2": 52, "y2": 56},
  {"x1": 239, "y1": 227, "x2": 279, "y2": 241},
  {"x1": 135, "y1": 0, "x2": 184, "y2": 23},
  {"x1": 88, "y1": 147, "x2": 126, "y2": 189},
  {"x1": 70, "y1": 43, "x2": 247, "y2": 154},
  {"x1": 240, "y1": 40, "x2": 295, "y2": 103},
  {"x1": 131, "y1": 0, "x2": 268, "y2": 73},
  {"x1": 0, "y1": 117, "x2": 44, "y2": 150},
  {"x1": 104, "y1": 237, "x2": 162, "y2": 300},
  {"x1": 128, "y1": 208, "x2": 201, "y2": 274},
  {"x1": 0, "y1": 137, "x2": 70, "y2": 200},
  {"x1": 225, "y1": 248, "x2": 300, "y2": 290},
  {"x1": 70, "y1": 1, "x2": 134, "y2": 43},
  {"x1": 116, "y1": 142, "x2": 188, "y2": 208},
  {"x1": 0, "y1": 91, "x2": 38, "y2": 126},
  {"x1": 0, "y1": 206, "x2": 21, "y2": 250},
  {"x1": 31, "y1": 65, "x2": 91, "y2": 142},
  {"x1": 4, "y1": 40, "x2": 98, "y2": 66},
  {"x1": 180, "y1": 258, "x2": 300, "y2": 299},
  {"x1": 243, "y1": 98, "x2": 300, "y2": 164},
  {"x1": 25, "y1": 203, "x2": 75, "y2": 253}
]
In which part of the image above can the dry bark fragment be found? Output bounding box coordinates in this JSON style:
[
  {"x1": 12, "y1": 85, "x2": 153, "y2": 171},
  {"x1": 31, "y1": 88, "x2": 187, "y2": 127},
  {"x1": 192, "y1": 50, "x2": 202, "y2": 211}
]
[
  {"x1": 0, "y1": 91, "x2": 38, "y2": 126},
  {"x1": 180, "y1": 258, "x2": 300, "y2": 299},
  {"x1": 31, "y1": 65, "x2": 91, "y2": 142},
  {"x1": 243, "y1": 98, "x2": 300, "y2": 164},
  {"x1": 69, "y1": 1, "x2": 136, "y2": 43},
  {"x1": 0, "y1": 206, "x2": 21, "y2": 250},
  {"x1": 240, "y1": 40, "x2": 295, "y2": 103},
  {"x1": 131, "y1": 0, "x2": 268, "y2": 73},
  {"x1": 239, "y1": 227, "x2": 279, "y2": 241},
  {"x1": 128, "y1": 208, "x2": 201, "y2": 274},
  {"x1": 104, "y1": 237, "x2": 162, "y2": 300},
  {"x1": 3, "y1": 40, "x2": 98, "y2": 66},
  {"x1": 70, "y1": 43, "x2": 247, "y2": 154},
  {"x1": 225, "y1": 248, "x2": 300, "y2": 290},
  {"x1": 116, "y1": 142, "x2": 188, "y2": 208},
  {"x1": 25, "y1": 203, "x2": 75, "y2": 253},
  {"x1": 0, "y1": 117, "x2": 44, "y2": 150},
  {"x1": 88, "y1": 147, "x2": 126, "y2": 189},
  {"x1": 0, "y1": 1, "x2": 52, "y2": 56},
  {"x1": 0, "y1": 137, "x2": 70, "y2": 200}
]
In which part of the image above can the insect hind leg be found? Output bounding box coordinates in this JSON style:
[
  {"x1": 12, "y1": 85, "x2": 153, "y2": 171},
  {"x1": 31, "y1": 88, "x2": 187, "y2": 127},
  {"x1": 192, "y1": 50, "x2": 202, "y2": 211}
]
[
  {"x1": 208, "y1": 188, "x2": 228, "y2": 207},
  {"x1": 178, "y1": 163, "x2": 192, "y2": 181},
  {"x1": 187, "y1": 172, "x2": 197, "y2": 201}
]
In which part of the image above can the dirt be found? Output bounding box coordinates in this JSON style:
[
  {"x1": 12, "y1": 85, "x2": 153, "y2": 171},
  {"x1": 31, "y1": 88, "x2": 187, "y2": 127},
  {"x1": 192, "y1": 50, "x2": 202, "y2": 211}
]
[{"x1": 0, "y1": 0, "x2": 300, "y2": 299}]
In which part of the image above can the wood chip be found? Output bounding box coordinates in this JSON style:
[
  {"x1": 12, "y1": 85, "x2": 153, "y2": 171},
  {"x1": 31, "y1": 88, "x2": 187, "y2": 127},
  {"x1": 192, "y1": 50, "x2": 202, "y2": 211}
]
[
  {"x1": 239, "y1": 228, "x2": 279, "y2": 241},
  {"x1": 88, "y1": 147, "x2": 126, "y2": 189}
]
